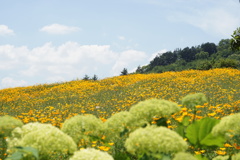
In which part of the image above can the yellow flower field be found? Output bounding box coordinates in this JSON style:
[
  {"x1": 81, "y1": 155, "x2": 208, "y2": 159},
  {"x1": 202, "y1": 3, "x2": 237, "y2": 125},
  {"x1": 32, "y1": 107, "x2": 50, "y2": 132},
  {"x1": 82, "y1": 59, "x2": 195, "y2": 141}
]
[
  {"x1": 0, "y1": 68, "x2": 240, "y2": 159},
  {"x1": 0, "y1": 68, "x2": 239, "y2": 127}
]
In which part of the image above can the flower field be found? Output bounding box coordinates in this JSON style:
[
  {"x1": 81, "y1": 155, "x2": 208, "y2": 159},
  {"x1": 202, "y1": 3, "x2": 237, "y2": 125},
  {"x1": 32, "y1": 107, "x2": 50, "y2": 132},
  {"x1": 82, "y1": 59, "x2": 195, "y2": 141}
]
[{"x1": 0, "y1": 68, "x2": 240, "y2": 160}]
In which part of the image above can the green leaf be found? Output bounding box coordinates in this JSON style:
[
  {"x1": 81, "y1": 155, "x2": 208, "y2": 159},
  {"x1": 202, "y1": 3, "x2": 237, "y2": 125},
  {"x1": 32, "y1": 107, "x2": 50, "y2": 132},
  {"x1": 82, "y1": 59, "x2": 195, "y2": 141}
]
[
  {"x1": 186, "y1": 117, "x2": 225, "y2": 148},
  {"x1": 182, "y1": 116, "x2": 191, "y2": 126},
  {"x1": 200, "y1": 133, "x2": 225, "y2": 147},
  {"x1": 186, "y1": 121, "x2": 200, "y2": 145},
  {"x1": 175, "y1": 124, "x2": 185, "y2": 138},
  {"x1": 198, "y1": 118, "x2": 219, "y2": 141},
  {"x1": 6, "y1": 152, "x2": 23, "y2": 160},
  {"x1": 23, "y1": 147, "x2": 39, "y2": 159}
]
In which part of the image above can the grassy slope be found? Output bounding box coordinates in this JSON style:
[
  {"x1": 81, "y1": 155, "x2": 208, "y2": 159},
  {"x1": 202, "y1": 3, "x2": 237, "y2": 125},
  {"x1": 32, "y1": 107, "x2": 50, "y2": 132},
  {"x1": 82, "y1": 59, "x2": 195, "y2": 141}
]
[{"x1": 0, "y1": 68, "x2": 239, "y2": 126}]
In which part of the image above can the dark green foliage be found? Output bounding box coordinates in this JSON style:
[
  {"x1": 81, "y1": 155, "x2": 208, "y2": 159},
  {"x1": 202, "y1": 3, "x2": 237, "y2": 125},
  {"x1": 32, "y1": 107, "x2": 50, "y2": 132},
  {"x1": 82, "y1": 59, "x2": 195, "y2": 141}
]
[
  {"x1": 155, "y1": 117, "x2": 168, "y2": 127},
  {"x1": 120, "y1": 68, "x2": 128, "y2": 76},
  {"x1": 196, "y1": 51, "x2": 209, "y2": 60},
  {"x1": 179, "y1": 47, "x2": 196, "y2": 62},
  {"x1": 150, "y1": 51, "x2": 177, "y2": 68},
  {"x1": 92, "y1": 74, "x2": 98, "y2": 81},
  {"x1": 201, "y1": 42, "x2": 217, "y2": 55},
  {"x1": 196, "y1": 60, "x2": 212, "y2": 70},
  {"x1": 213, "y1": 58, "x2": 239, "y2": 68},
  {"x1": 231, "y1": 27, "x2": 240, "y2": 51},
  {"x1": 135, "y1": 38, "x2": 240, "y2": 74},
  {"x1": 82, "y1": 74, "x2": 90, "y2": 80}
]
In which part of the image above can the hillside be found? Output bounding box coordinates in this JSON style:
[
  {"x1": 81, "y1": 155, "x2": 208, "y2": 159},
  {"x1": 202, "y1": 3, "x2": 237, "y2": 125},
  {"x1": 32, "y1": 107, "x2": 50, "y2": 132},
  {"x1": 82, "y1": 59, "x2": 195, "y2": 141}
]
[
  {"x1": 135, "y1": 39, "x2": 240, "y2": 74},
  {"x1": 0, "y1": 68, "x2": 239, "y2": 127}
]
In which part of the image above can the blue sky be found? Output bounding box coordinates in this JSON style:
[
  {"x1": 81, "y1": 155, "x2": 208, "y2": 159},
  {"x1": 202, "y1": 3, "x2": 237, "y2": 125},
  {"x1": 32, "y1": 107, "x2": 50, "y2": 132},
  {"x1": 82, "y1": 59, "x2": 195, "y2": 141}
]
[{"x1": 0, "y1": 0, "x2": 240, "y2": 89}]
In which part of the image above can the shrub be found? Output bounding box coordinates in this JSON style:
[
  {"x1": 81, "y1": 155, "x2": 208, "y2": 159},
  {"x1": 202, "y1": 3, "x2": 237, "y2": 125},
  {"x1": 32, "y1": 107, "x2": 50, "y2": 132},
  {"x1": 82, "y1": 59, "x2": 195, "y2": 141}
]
[
  {"x1": 213, "y1": 58, "x2": 239, "y2": 68},
  {"x1": 182, "y1": 93, "x2": 207, "y2": 109},
  {"x1": 196, "y1": 60, "x2": 212, "y2": 70},
  {"x1": 125, "y1": 126, "x2": 188, "y2": 156},
  {"x1": 103, "y1": 111, "x2": 137, "y2": 141},
  {"x1": 212, "y1": 155, "x2": 229, "y2": 160},
  {"x1": 70, "y1": 148, "x2": 114, "y2": 160},
  {"x1": 232, "y1": 153, "x2": 240, "y2": 160},
  {"x1": 7, "y1": 122, "x2": 77, "y2": 160},
  {"x1": 129, "y1": 99, "x2": 180, "y2": 124},
  {"x1": 212, "y1": 113, "x2": 240, "y2": 136},
  {"x1": 61, "y1": 114, "x2": 103, "y2": 146},
  {"x1": 0, "y1": 115, "x2": 23, "y2": 138}
]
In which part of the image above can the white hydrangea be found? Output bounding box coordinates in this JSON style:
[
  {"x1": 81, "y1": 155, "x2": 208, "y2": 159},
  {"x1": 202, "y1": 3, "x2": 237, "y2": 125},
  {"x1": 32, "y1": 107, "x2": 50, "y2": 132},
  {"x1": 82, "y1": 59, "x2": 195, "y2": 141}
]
[
  {"x1": 212, "y1": 155, "x2": 229, "y2": 160},
  {"x1": 129, "y1": 99, "x2": 180, "y2": 123},
  {"x1": 182, "y1": 93, "x2": 207, "y2": 108},
  {"x1": 61, "y1": 114, "x2": 104, "y2": 144},
  {"x1": 7, "y1": 122, "x2": 77, "y2": 160},
  {"x1": 212, "y1": 113, "x2": 240, "y2": 136},
  {"x1": 0, "y1": 115, "x2": 23, "y2": 137},
  {"x1": 103, "y1": 111, "x2": 138, "y2": 140},
  {"x1": 232, "y1": 153, "x2": 240, "y2": 160},
  {"x1": 125, "y1": 126, "x2": 188, "y2": 155},
  {"x1": 70, "y1": 148, "x2": 114, "y2": 160}
]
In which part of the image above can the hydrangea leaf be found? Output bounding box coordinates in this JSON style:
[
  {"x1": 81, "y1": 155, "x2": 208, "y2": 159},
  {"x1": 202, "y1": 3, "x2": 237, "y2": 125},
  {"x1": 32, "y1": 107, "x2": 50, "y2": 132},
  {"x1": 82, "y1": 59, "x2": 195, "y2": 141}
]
[
  {"x1": 186, "y1": 117, "x2": 225, "y2": 148},
  {"x1": 200, "y1": 133, "x2": 225, "y2": 147},
  {"x1": 185, "y1": 121, "x2": 200, "y2": 145}
]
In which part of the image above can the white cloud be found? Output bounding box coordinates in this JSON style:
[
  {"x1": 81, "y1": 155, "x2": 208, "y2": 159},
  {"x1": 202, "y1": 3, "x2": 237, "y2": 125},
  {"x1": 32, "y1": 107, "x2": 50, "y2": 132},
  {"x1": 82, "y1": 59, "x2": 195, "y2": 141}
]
[
  {"x1": 0, "y1": 42, "x2": 149, "y2": 89},
  {"x1": 118, "y1": 36, "x2": 125, "y2": 40},
  {"x1": 40, "y1": 24, "x2": 81, "y2": 34},
  {"x1": 0, "y1": 25, "x2": 14, "y2": 36},
  {"x1": 1, "y1": 77, "x2": 27, "y2": 88},
  {"x1": 167, "y1": 1, "x2": 240, "y2": 37},
  {"x1": 148, "y1": 49, "x2": 167, "y2": 62},
  {"x1": 111, "y1": 50, "x2": 148, "y2": 75}
]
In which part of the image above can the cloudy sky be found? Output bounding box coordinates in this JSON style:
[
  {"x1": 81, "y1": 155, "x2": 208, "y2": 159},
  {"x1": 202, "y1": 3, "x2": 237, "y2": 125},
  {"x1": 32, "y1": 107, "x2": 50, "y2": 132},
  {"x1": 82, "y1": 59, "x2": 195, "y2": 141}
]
[{"x1": 0, "y1": 0, "x2": 240, "y2": 89}]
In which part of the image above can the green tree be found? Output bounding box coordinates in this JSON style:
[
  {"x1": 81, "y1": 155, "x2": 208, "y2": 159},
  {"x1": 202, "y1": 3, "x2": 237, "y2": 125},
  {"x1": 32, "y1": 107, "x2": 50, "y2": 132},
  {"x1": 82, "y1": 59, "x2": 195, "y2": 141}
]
[
  {"x1": 92, "y1": 74, "x2": 98, "y2": 81},
  {"x1": 136, "y1": 66, "x2": 144, "y2": 73},
  {"x1": 179, "y1": 47, "x2": 196, "y2": 62},
  {"x1": 231, "y1": 27, "x2": 240, "y2": 51},
  {"x1": 213, "y1": 58, "x2": 239, "y2": 69},
  {"x1": 196, "y1": 60, "x2": 212, "y2": 70},
  {"x1": 120, "y1": 68, "x2": 128, "y2": 76},
  {"x1": 201, "y1": 42, "x2": 217, "y2": 55},
  {"x1": 196, "y1": 51, "x2": 209, "y2": 59},
  {"x1": 82, "y1": 75, "x2": 90, "y2": 80},
  {"x1": 217, "y1": 39, "x2": 233, "y2": 58}
]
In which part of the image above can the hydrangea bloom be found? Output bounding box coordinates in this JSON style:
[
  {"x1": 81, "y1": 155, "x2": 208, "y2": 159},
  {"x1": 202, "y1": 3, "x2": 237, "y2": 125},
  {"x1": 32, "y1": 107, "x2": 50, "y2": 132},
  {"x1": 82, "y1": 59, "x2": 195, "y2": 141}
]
[
  {"x1": 61, "y1": 114, "x2": 103, "y2": 144},
  {"x1": 125, "y1": 126, "x2": 188, "y2": 155},
  {"x1": 0, "y1": 115, "x2": 23, "y2": 137},
  {"x1": 103, "y1": 111, "x2": 137, "y2": 140},
  {"x1": 7, "y1": 122, "x2": 77, "y2": 160},
  {"x1": 129, "y1": 99, "x2": 180, "y2": 123},
  {"x1": 173, "y1": 152, "x2": 197, "y2": 160},
  {"x1": 212, "y1": 113, "x2": 240, "y2": 136},
  {"x1": 70, "y1": 148, "x2": 114, "y2": 160},
  {"x1": 232, "y1": 153, "x2": 240, "y2": 160},
  {"x1": 181, "y1": 93, "x2": 207, "y2": 108},
  {"x1": 212, "y1": 155, "x2": 229, "y2": 160}
]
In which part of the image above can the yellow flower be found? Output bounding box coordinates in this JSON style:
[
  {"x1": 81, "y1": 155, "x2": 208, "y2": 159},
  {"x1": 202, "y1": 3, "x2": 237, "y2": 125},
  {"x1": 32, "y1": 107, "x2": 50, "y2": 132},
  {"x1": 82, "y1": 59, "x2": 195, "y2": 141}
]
[
  {"x1": 216, "y1": 150, "x2": 226, "y2": 155},
  {"x1": 208, "y1": 113, "x2": 216, "y2": 116},
  {"x1": 194, "y1": 151, "x2": 201, "y2": 155},
  {"x1": 98, "y1": 146, "x2": 111, "y2": 151},
  {"x1": 224, "y1": 143, "x2": 232, "y2": 147},
  {"x1": 108, "y1": 143, "x2": 114, "y2": 146}
]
